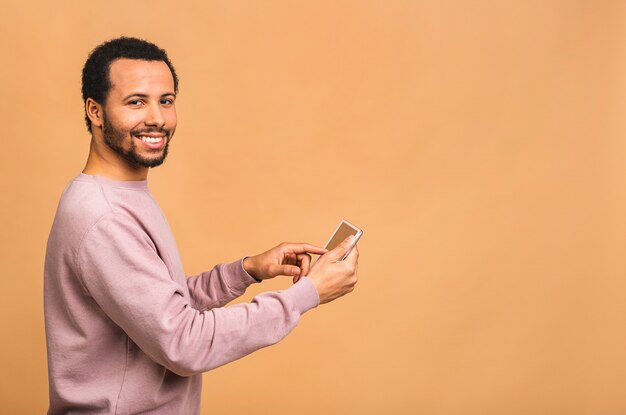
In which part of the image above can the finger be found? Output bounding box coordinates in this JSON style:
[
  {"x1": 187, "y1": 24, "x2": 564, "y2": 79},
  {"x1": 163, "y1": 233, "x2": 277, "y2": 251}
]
[
  {"x1": 284, "y1": 252, "x2": 297, "y2": 266},
  {"x1": 283, "y1": 243, "x2": 328, "y2": 256},
  {"x1": 345, "y1": 244, "x2": 359, "y2": 261},
  {"x1": 297, "y1": 253, "x2": 311, "y2": 276},
  {"x1": 328, "y1": 235, "x2": 356, "y2": 262},
  {"x1": 269, "y1": 264, "x2": 301, "y2": 277}
]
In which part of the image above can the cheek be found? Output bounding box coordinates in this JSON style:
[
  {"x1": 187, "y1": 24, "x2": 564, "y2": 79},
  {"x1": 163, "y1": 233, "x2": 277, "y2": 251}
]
[
  {"x1": 125, "y1": 112, "x2": 146, "y2": 128},
  {"x1": 166, "y1": 109, "x2": 177, "y2": 129},
  {"x1": 108, "y1": 111, "x2": 140, "y2": 134}
]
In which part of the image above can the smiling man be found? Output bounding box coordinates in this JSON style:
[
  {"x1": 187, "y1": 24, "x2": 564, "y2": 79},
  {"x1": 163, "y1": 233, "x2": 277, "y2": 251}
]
[
  {"x1": 44, "y1": 37, "x2": 359, "y2": 414},
  {"x1": 83, "y1": 49, "x2": 177, "y2": 176}
]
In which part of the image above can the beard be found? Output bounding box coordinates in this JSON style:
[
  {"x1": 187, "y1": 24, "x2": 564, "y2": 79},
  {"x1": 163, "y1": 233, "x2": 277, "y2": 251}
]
[{"x1": 102, "y1": 112, "x2": 172, "y2": 168}]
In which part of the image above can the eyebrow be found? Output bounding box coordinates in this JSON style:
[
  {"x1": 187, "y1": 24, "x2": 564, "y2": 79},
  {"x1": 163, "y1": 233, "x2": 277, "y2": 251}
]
[{"x1": 122, "y1": 92, "x2": 176, "y2": 101}]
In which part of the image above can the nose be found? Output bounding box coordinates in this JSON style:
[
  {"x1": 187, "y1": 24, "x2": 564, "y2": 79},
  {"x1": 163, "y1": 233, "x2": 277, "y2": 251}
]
[{"x1": 145, "y1": 102, "x2": 165, "y2": 128}]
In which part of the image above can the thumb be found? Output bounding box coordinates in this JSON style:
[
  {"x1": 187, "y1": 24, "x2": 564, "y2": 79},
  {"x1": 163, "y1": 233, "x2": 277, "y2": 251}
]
[
  {"x1": 269, "y1": 264, "x2": 301, "y2": 277},
  {"x1": 329, "y1": 235, "x2": 356, "y2": 261}
]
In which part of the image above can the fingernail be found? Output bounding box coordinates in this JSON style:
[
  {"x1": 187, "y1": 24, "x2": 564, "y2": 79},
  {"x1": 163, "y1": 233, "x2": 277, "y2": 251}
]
[{"x1": 347, "y1": 235, "x2": 355, "y2": 243}]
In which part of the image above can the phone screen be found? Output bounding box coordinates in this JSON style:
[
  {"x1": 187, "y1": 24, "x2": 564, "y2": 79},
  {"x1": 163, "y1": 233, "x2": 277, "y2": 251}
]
[{"x1": 325, "y1": 221, "x2": 360, "y2": 251}]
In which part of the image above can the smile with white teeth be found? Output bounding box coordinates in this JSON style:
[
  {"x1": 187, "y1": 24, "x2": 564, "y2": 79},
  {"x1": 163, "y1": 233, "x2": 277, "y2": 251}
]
[{"x1": 136, "y1": 135, "x2": 164, "y2": 144}]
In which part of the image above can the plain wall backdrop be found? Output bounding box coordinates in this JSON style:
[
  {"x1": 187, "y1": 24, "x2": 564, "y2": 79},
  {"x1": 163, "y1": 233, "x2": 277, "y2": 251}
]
[{"x1": 1, "y1": 1, "x2": 625, "y2": 414}]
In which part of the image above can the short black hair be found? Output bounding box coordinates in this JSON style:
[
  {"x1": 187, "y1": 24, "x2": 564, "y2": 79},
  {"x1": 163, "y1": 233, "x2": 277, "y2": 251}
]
[{"x1": 81, "y1": 36, "x2": 179, "y2": 132}]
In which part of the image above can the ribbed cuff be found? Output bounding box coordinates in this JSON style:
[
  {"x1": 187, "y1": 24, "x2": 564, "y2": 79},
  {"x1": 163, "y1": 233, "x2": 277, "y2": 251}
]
[
  {"x1": 285, "y1": 277, "x2": 320, "y2": 314},
  {"x1": 215, "y1": 259, "x2": 258, "y2": 296}
]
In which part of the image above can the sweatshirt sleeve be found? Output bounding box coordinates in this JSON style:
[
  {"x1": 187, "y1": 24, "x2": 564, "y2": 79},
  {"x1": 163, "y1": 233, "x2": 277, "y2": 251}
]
[
  {"x1": 75, "y1": 213, "x2": 320, "y2": 377},
  {"x1": 185, "y1": 259, "x2": 257, "y2": 311}
]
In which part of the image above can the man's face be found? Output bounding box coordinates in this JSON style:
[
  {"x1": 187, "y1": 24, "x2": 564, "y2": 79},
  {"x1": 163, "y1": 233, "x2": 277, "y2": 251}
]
[{"x1": 100, "y1": 59, "x2": 177, "y2": 168}]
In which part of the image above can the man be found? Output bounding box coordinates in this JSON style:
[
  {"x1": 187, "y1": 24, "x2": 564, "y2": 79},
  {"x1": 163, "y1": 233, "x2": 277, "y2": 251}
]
[{"x1": 44, "y1": 37, "x2": 358, "y2": 414}]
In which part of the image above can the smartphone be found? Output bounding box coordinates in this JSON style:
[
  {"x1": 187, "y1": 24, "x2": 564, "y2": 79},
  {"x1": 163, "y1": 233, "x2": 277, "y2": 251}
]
[{"x1": 324, "y1": 219, "x2": 363, "y2": 261}]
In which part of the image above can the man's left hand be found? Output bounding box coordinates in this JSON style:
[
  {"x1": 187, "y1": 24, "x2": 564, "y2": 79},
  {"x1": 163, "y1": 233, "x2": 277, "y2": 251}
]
[{"x1": 243, "y1": 242, "x2": 328, "y2": 282}]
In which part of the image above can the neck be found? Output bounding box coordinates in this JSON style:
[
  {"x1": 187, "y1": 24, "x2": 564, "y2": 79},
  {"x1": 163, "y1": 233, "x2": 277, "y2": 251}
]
[{"x1": 83, "y1": 138, "x2": 149, "y2": 181}]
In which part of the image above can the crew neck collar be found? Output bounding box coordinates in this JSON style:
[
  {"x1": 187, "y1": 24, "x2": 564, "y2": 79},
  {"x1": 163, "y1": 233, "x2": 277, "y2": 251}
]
[{"x1": 78, "y1": 173, "x2": 149, "y2": 190}]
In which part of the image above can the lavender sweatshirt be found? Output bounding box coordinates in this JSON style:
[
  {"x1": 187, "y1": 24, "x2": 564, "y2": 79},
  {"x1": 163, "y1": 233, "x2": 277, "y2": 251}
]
[{"x1": 44, "y1": 174, "x2": 320, "y2": 414}]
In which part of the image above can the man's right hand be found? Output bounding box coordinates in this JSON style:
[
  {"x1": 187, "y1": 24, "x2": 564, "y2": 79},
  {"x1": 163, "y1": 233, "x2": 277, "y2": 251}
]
[{"x1": 305, "y1": 236, "x2": 359, "y2": 304}]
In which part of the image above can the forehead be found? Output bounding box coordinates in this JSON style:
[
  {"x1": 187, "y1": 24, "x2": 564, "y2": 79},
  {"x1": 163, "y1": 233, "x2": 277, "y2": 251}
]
[{"x1": 108, "y1": 58, "x2": 174, "y2": 96}]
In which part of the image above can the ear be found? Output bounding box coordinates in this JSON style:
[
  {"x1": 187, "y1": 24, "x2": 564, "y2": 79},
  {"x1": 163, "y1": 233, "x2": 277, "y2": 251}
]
[{"x1": 85, "y1": 98, "x2": 104, "y2": 129}]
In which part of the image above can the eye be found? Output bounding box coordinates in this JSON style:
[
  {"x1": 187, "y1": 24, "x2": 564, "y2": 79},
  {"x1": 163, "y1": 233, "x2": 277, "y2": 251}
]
[
  {"x1": 128, "y1": 99, "x2": 144, "y2": 106},
  {"x1": 161, "y1": 98, "x2": 175, "y2": 105}
]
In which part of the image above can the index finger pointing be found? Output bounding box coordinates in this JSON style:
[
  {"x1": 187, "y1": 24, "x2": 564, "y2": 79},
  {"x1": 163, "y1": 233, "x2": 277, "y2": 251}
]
[{"x1": 284, "y1": 243, "x2": 328, "y2": 255}]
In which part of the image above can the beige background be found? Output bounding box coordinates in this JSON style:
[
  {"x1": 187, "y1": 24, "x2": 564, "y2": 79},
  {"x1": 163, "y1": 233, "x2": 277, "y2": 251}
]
[{"x1": 1, "y1": 1, "x2": 625, "y2": 414}]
